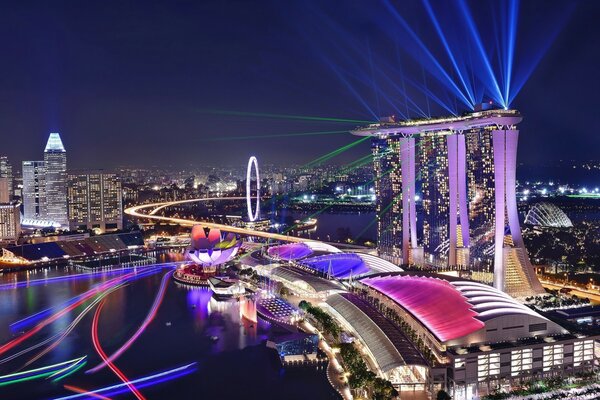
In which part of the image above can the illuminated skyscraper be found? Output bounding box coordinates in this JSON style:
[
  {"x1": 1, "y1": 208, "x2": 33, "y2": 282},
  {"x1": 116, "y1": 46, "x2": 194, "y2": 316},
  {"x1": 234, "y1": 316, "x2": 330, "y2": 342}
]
[
  {"x1": 67, "y1": 171, "x2": 123, "y2": 231},
  {"x1": 0, "y1": 156, "x2": 12, "y2": 202},
  {"x1": 353, "y1": 108, "x2": 544, "y2": 297},
  {"x1": 22, "y1": 160, "x2": 47, "y2": 220},
  {"x1": 372, "y1": 137, "x2": 402, "y2": 264},
  {"x1": 44, "y1": 133, "x2": 69, "y2": 228}
]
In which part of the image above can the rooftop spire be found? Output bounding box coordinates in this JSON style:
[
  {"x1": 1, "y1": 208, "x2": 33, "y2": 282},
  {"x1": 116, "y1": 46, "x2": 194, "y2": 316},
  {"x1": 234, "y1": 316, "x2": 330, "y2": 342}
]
[{"x1": 44, "y1": 132, "x2": 66, "y2": 152}]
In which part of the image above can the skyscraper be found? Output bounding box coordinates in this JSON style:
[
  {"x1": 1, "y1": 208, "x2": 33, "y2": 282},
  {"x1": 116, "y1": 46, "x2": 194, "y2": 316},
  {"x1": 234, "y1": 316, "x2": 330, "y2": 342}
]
[
  {"x1": 0, "y1": 178, "x2": 9, "y2": 203},
  {"x1": 67, "y1": 171, "x2": 123, "y2": 231},
  {"x1": 44, "y1": 133, "x2": 68, "y2": 227},
  {"x1": 353, "y1": 108, "x2": 544, "y2": 297},
  {"x1": 22, "y1": 161, "x2": 47, "y2": 220},
  {"x1": 0, "y1": 156, "x2": 12, "y2": 201}
]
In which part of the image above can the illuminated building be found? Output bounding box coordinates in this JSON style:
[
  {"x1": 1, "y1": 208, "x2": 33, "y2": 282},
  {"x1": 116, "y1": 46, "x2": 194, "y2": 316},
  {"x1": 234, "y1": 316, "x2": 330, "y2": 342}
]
[
  {"x1": 0, "y1": 177, "x2": 9, "y2": 203},
  {"x1": 353, "y1": 108, "x2": 544, "y2": 297},
  {"x1": 0, "y1": 156, "x2": 12, "y2": 202},
  {"x1": 44, "y1": 133, "x2": 69, "y2": 228},
  {"x1": 524, "y1": 202, "x2": 573, "y2": 228},
  {"x1": 372, "y1": 137, "x2": 403, "y2": 264},
  {"x1": 266, "y1": 333, "x2": 319, "y2": 364},
  {"x1": 22, "y1": 160, "x2": 47, "y2": 220},
  {"x1": 0, "y1": 202, "x2": 21, "y2": 243},
  {"x1": 355, "y1": 273, "x2": 599, "y2": 399},
  {"x1": 67, "y1": 171, "x2": 123, "y2": 231}
]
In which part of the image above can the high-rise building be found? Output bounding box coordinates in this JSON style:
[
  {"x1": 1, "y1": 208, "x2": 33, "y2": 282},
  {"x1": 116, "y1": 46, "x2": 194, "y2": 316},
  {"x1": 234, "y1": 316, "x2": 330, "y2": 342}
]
[
  {"x1": 0, "y1": 202, "x2": 21, "y2": 242},
  {"x1": 22, "y1": 161, "x2": 47, "y2": 220},
  {"x1": 67, "y1": 171, "x2": 123, "y2": 231},
  {"x1": 353, "y1": 108, "x2": 544, "y2": 297},
  {"x1": 0, "y1": 178, "x2": 9, "y2": 203},
  {"x1": 44, "y1": 133, "x2": 68, "y2": 227},
  {"x1": 0, "y1": 156, "x2": 12, "y2": 201}
]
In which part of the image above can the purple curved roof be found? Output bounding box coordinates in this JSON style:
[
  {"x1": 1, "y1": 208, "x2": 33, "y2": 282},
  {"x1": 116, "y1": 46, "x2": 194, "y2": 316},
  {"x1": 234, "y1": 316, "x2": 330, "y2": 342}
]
[
  {"x1": 267, "y1": 243, "x2": 313, "y2": 260},
  {"x1": 300, "y1": 253, "x2": 370, "y2": 279},
  {"x1": 361, "y1": 275, "x2": 484, "y2": 342}
]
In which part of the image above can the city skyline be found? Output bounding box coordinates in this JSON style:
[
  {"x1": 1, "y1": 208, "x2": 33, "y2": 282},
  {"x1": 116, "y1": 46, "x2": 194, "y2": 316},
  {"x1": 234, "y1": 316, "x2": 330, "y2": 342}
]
[
  {"x1": 0, "y1": 0, "x2": 597, "y2": 169},
  {"x1": 1, "y1": 2, "x2": 599, "y2": 400}
]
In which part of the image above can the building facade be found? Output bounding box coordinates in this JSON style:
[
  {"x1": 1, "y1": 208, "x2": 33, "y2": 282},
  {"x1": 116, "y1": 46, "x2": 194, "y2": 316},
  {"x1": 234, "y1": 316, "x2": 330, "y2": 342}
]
[
  {"x1": 67, "y1": 171, "x2": 123, "y2": 232},
  {"x1": 0, "y1": 156, "x2": 13, "y2": 202},
  {"x1": 22, "y1": 160, "x2": 47, "y2": 220},
  {"x1": 44, "y1": 133, "x2": 69, "y2": 227},
  {"x1": 0, "y1": 202, "x2": 21, "y2": 242},
  {"x1": 353, "y1": 109, "x2": 544, "y2": 297}
]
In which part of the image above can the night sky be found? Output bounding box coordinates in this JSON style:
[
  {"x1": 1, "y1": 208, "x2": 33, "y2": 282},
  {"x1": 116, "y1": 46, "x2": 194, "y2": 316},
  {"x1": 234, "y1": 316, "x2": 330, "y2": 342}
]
[{"x1": 0, "y1": 0, "x2": 598, "y2": 169}]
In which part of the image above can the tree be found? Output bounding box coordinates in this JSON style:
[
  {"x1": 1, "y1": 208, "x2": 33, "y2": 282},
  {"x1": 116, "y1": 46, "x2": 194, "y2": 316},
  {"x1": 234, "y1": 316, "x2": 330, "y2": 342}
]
[
  {"x1": 298, "y1": 300, "x2": 311, "y2": 311},
  {"x1": 436, "y1": 390, "x2": 451, "y2": 400}
]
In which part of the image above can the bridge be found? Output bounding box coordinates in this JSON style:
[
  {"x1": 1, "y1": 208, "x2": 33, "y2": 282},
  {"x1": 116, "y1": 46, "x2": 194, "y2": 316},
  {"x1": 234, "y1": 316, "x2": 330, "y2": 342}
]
[{"x1": 124, "y1": 197, "x2": 308, "y2": 243}]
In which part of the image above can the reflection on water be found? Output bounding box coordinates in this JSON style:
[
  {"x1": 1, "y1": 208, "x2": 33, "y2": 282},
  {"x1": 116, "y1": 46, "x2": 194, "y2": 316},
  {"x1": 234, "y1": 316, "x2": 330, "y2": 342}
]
[{"x1": 0, "y1": 261, "x2": 338, "y2": 399}]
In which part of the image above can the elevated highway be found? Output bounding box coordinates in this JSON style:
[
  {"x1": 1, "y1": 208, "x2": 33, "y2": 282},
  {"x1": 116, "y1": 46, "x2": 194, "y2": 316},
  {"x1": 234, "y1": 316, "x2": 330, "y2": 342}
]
[{"x1": 125, "y1": 197, "x2": 307, "y2": 243}]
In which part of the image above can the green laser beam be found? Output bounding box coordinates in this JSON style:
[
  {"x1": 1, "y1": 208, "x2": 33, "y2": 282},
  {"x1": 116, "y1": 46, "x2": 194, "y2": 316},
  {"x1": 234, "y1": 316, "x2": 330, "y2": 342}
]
[
  {"x1": 304, "y1": 136, "x2": 370, "y2": 168},
  {"x1": 205, "y1": 130, "x2": 349, "y2": 142},
  {"x1": 196, "y1": 109, "x2": 375, "y2": 124}
]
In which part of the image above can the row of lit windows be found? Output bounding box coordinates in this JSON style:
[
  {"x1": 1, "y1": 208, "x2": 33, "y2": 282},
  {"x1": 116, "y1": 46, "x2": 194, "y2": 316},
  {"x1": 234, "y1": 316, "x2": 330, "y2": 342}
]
[{"x1": 574, "y1": 340, "x2": 594, "y2": 367}]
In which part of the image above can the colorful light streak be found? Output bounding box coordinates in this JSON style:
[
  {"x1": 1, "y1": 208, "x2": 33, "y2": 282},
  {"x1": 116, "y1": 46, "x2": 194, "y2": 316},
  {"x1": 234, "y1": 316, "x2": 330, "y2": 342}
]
[
  {"x1": 1, "y1": 271, "x2": 161, "y2": 366},
  {"x1": 87, "y1": 270, "x2": 173, "y2": 373},
  {"x1": 56, "y1": 363, "x2": 198, "y2": 400},
  {"x1": 63, "y1": 385, "x2": 112, "y2": 400},
  {"x1": 9, "y1": 265, "x2": 169, "y2": 332},
  {"x1": 50, "y1": 359, "x2": 88, "y2": 383},
  {"x1": 0, "y1": 264, "x2": 164, "y2": 291},
  {"x1": 22, "y1": 283, "x2": 125, "y2": 368},
  {"x1": 91, "y1": 298, "x2": 146, "y2": 400},
  {"x1": 0, "y1": 356, "x2": 85, "y2": 387},
  {"x1": 0, "y1": 268, "x2": 161, "y2": 357}
]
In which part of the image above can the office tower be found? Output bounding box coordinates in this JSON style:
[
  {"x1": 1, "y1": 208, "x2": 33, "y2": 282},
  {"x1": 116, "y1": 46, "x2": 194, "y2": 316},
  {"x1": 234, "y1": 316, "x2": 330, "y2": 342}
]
[
  {"x1": 353, "y1": 108, "x2": 544, "y2": 297},
  {"x1": 22, "y1": 161, "x2": 47, "y2": 220},
  {"x1": 0, "y1": 156, "x2": 12, "y2": 201},
  {"x1": 44, "y1": 133, "x2": 69, "y2": 227},
  {"x1": 0, "y1": 202, "x2": 21, "y2": 242},
  {"x1": 0, "y1": 178, "x2": 9, "y2": 203},
  {"x1": 67, "y1": 171, "x2": 123, "y2": 231}
]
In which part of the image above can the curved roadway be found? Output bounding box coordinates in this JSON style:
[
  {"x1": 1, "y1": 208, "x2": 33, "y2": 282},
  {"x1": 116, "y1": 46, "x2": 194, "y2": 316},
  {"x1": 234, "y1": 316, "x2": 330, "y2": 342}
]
[{"x1": 125, "y1": 197, "x2": 307, "y2": 243}]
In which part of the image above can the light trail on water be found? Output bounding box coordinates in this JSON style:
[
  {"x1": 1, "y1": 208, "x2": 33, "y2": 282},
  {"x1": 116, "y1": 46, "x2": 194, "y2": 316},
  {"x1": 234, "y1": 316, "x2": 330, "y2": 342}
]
[
  {"x1": 91, "y1": 298, "x2": 146, "y2": 400},
  {"x1": 56, "y1": 363, "x2": 198, "y2": 400},
  {"x1": 21, "y1": 283, "x2": 125, "y2": 368},
  {"x1": 87, "y1": 270, "x2": 174, "y2": 373},
  {"x1": 0, "y1": 356, "x2": 86, "y2": 387},
  {"x1": 9, "y1": 265, "x2": 172, "y2": 332},
  {"x1": 0, "y1": 268, "x2": 162, "y2": 357}
]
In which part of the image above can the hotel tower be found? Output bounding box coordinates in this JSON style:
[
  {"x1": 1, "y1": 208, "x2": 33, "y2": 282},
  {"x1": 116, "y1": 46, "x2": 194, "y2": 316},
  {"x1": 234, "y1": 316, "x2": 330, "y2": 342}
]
[{"x1": 352, "y1": 106, "x2": 544, "y2": 297}]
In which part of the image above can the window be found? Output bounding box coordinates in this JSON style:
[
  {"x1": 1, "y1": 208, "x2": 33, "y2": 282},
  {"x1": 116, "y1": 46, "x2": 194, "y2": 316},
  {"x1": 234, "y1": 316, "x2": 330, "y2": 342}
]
[
  {"x1": 454, "y1": 358, "x2": 465, "y2": 369},
  {"x1": 511, "y1": 349, "x2": 532, "y2": 376},
  {"x1": 574, "y1": 340, "x2": 594, "y2": 367},
  {"x1": 529, "y1": 323, "x2": 547, "y2": 333},
  {"x1": 543, "y1": 344, "x2": 563, "y2": 372},
  {"x1": 478, "y1": 353, "x2": 500, "y2": 381}
]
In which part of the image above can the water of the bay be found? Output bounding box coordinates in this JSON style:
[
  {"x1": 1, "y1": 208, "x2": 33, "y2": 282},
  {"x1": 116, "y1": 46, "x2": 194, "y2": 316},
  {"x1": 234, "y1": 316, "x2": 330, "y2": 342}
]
[{"x1": 0, "y1": 256, "x2": 339, "y2": 400}]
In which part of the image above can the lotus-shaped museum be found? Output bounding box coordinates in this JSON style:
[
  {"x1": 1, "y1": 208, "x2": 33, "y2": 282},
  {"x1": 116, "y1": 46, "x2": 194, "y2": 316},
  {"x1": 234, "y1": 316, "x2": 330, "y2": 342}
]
[{"x1": 185, "y1": 226, "x2": 242, "y2": 267}]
